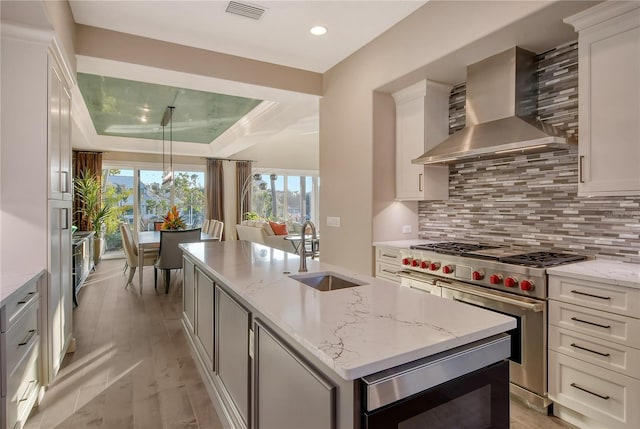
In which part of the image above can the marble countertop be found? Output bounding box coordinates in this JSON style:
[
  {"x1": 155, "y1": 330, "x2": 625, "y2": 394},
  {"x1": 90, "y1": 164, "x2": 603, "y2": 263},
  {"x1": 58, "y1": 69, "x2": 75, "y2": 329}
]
[
  {"x1": 1, "y1": 270, "x2": 45, "y2": 306},
  {"x1": 181, "y1": 241, "x2": 516, "y2": 380},
  {"x1": 548, "y1": 259, "x2": 640, "y2": 289}
]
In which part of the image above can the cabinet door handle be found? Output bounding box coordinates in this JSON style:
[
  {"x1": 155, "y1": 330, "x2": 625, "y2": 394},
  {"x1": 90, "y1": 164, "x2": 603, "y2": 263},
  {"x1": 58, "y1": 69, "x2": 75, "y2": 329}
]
[
  {"x1": 570, "y1": 317, "x2": 611, "y2": 329},
  {"x1": 18, "y1": 329, "x2": 36, "y2": 346},
  {"x1": 570, "y1": 343, "x2": 611, "y2": 357},
  {"x1": 17, "y1": 291, "x2": 35, "y2": 305},
  {"x1": 61, "y1": 208, "x2": 69, "y2": 230},
  {"x1": 571, "y1": 290, "x2": 611, "y2": 300},
  {"x1": 579, "y1": 156, "x2": 585, "y2": 183},
  {"x1": 61, "y1": 171, "x2": 69, "y2": 193},
  {"x1": 418, "y1": 173, "x2": 423, "y2": 192},
  {"x1": 570, "y1": 382, "x2": 610, "y2": 400}
]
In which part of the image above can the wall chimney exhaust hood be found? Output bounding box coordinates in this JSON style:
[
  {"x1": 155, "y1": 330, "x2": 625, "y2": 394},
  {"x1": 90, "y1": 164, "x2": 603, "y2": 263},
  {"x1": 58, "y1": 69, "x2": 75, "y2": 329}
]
[{"x1": 413, "y1": 47, "x2": 575, "y2": 165}]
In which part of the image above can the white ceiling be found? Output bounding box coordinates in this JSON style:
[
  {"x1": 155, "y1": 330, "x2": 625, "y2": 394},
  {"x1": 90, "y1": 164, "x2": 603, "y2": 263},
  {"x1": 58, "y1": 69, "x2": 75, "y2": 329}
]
[
  {"x1": 69, "y1": 0, "x2": 427, "y2": 73},
  {"x1": 67, "y1": 0, "x2": 427, "y2": 161}
]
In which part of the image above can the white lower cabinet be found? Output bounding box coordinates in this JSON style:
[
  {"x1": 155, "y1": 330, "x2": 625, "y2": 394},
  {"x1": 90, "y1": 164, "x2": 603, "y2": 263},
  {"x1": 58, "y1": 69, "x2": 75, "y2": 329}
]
[
  {"x1": 1, "y1": 272, "x2": 44, "y2": 429},
  {"x1": 215, "y1": 286, "x2": 251, "y2": 428},
  {"x1": 550, "y1": 350, "x2": 640, "y2": 429},
  {"x1": 182, "y1": 257, "x2": 195, "y2": 333},
  {"x1": 549, "y1": 273, "x2": 640, "y2": 428},
  {"x1": 374, "y1": 245, "x2": 401, "y2": 284},
  {"x1": 253, "y1": 320, "x2": 336, "y2": 429}
]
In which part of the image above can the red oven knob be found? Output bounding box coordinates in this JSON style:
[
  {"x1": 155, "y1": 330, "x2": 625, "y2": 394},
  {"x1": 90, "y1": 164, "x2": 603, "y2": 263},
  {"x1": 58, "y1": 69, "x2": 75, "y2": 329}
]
[
  {"x1": 402, "y1": 258, "x2": 412, "y2": 266},
  {"x1": 504, "y1": 277, "x2": 518, "y2": 288},
  {"x1": 411, "y1": 259, "x2": 420, "y2": 267},
  {"x1": 429, "y1": 262, "x2": 440, "y2": 271},
  {"x1": 520, "y1": 280, "x2": 534, "y2": 291},
  {"x1": 489, "y1": 274, "x2": 502, "y2": 284},
  {"x1": 472, "y1": 271, "x2": 485, "y2": 280},
  {"x1": 442, "y1": 265, "x2": 454, "y2": 274},
  {"x1": 420, "y1": 261, "x2": 429, "y2": 269}
]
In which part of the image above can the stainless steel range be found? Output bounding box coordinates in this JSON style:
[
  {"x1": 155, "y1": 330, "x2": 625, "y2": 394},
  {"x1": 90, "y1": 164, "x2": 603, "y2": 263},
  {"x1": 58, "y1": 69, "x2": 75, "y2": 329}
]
[{"x1": 397, "y1": 242, "x2": 586, "y2": 410}]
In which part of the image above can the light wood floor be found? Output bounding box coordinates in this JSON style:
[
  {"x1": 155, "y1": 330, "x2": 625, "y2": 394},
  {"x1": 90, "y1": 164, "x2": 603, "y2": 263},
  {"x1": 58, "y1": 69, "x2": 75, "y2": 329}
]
[{"x1": 24, "y1": 259, "x2": 577, "y2": 429}]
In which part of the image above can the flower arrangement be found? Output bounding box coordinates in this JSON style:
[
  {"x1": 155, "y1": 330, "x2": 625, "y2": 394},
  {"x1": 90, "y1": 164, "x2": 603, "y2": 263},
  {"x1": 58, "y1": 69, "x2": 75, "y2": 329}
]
[{"x1": 161, "y1": 205, "x2": 186, "y2": 230}]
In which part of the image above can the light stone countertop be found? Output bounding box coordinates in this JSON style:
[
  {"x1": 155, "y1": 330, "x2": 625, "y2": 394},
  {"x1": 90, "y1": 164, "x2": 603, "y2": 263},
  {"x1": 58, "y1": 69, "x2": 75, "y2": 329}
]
[
  {"x1": 181, "y1": 241, "x2": 516, "y2": 380},
  {"x1": 0, "y1": 270, "x2": 45, "y2": 306},
  {"x1": 372, "y1": 239, "x2": 437, "y2": 248},
  {"x1": 547, "y1": 259, "x2": 640, "y2": 289}
]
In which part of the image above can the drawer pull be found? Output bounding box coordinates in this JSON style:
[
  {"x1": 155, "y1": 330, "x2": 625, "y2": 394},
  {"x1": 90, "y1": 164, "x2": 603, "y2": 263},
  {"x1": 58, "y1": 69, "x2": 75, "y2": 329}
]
[
  {"x1": 18, "y1": 329, "x2": 36, "y2": 346},
  {"x1": 19, "y1": 380, "x2": 36, "y2": 402},
  {"x1": 570, "y1": 382, "x2": 610, "y2": 400},
  {"x1": 570, "y1": 290, "x2": 611, "y2": 300},
  {"x1": 382, "y1": 254, "x2": 398, "y2": 259},
  {"x1": 17, "y1": 292, "x2": 35, "y2": 305},
  {"x1": 570, "y1": 343, "x2": 611, "y2": 357},
  {"x1": 570, "y1": 317, "x2": 611, "y2": 329}
]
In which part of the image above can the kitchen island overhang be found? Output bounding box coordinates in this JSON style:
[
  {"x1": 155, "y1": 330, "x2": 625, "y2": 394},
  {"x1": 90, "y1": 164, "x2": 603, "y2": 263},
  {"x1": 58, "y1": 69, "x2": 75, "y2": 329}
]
[{"x1": 179, "y1": 241, "x2": 516, "y2": 428}]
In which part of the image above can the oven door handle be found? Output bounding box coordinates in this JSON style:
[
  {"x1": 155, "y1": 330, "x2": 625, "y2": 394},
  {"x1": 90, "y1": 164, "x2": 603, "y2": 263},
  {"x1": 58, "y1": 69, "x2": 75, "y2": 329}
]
[
  {"x1": 397, "y1": 271, "x2": 438, "y2": 284},
  {"x1": 436, "y1": 280, "x2": 545, "y2": 312}
]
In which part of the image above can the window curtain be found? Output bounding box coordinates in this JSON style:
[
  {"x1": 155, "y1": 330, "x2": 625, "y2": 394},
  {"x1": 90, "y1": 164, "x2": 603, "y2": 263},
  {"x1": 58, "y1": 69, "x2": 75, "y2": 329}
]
[
  {"x1": 206, "y1": 159, "x2": 225, "y2": 238},
  {"x1": 236, "y1": 161, "x2": 252, "y2": 225},
  {"x1": 72, "y1": 151, "x2": 102, "y2": 230}
]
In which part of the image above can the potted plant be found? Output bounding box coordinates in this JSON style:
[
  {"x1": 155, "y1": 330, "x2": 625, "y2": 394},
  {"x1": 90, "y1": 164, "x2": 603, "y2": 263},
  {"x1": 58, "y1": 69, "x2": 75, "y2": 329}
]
[
  {"x1": 161, "y1": 205, "x2": 186, "y2": 230},
  {"x1": 74, "y1": 169, "x2": 113, "y2": 265}
]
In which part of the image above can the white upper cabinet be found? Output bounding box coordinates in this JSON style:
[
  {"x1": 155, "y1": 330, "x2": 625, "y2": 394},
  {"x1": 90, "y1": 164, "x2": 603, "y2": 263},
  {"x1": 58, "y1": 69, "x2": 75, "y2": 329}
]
[
  {"x1": 565, "y1": 2, "x2": 640, "y2": 197},
  {"x1": 48, "y1": 51, "x2": 72, "y2": 201},
  {"x1": 392, "y1": 80, "x2": 451, "y2": 201}
]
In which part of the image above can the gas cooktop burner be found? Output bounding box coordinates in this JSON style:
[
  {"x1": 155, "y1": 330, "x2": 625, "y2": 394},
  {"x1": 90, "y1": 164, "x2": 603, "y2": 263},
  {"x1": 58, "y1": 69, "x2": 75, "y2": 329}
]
[
  {"x1": 499, "y1": 252, "x2": 587, "y2": 268},
  {"x1": 411, "y1": 242, "x2": 499, "y2": 255}
]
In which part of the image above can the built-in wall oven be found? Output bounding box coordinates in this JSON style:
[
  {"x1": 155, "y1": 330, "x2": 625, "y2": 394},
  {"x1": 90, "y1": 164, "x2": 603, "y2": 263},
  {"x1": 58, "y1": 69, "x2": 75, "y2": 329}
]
[{"x1": 397, "y1": 242, "x2": 586, "y2": 409}]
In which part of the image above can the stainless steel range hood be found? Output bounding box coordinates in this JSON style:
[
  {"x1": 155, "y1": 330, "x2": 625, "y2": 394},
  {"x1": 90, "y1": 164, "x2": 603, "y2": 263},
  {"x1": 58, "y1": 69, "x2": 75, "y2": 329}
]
[{"x1": 413, "y1": 47, "x2": 575, "y2": 165}]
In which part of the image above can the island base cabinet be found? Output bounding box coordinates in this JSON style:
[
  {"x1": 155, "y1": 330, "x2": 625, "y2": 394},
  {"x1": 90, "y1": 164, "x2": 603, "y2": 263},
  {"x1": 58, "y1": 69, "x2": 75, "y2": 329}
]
[
  {"x1": 182, "y1": 257, "x2": 195, "y2": 333},
  {"x1": 194, "y1": 268, "x2": 214, "y2": 374},
  {"x1": 253, "y1": 320, "x2": 336, "y2": 429},
  {"x1": 215, "y1": 286, "x2": 251, "y2": 429}
]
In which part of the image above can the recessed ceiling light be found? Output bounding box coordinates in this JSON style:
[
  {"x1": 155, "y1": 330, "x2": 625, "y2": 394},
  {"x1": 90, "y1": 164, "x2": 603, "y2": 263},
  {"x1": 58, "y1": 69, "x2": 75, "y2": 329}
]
[
  {"x1": 310, "y1": 26, "x2": 327, "y2": 36},
  {"x1": 140, "y1": 116, "x2": 148, "y2": 123}
]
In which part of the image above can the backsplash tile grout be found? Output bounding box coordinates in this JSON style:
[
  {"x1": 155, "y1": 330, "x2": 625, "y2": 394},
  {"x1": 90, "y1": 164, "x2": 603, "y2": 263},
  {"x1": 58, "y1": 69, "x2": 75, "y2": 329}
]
[{"x1": 418, "y1": 42, "x2": 640, "y2": 263}]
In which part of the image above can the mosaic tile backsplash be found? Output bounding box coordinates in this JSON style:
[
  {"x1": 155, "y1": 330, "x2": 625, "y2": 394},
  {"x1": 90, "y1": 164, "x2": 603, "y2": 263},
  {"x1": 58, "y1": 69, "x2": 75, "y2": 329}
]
[{"x1": 419, "y1": 42, "x2": 640, "y2": 263}]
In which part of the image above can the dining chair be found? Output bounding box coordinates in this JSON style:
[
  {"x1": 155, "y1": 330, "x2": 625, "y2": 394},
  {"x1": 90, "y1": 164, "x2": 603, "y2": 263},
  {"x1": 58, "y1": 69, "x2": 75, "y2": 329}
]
[
  {"x1": 207, "y1": 219, "x2": 218, "y2": 236},
  {"x1": 120, "y1": 222, "x2": 158, "y2": 288},
  {"x1": 202, "y1": 219, "x2": 210, "y2": 235},
  {"x1": 154, "y1": 228, "x2": 201, "y2": 294},
  {"x1": 212, "y1": 220, "x2": 224, "y2": 241}
]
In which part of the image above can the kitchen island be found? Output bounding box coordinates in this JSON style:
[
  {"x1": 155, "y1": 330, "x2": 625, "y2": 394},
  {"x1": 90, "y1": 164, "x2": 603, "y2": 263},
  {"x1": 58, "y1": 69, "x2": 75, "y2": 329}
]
[{"x1": 180, "y1": 241, "x2": 516, "y2": 429}]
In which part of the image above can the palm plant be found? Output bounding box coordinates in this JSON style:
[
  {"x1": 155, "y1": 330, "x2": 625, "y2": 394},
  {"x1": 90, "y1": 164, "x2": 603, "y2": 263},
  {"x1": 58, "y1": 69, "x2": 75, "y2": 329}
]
[{"x1": 74, "y1": 169, "x2": 114, "y2": 264}]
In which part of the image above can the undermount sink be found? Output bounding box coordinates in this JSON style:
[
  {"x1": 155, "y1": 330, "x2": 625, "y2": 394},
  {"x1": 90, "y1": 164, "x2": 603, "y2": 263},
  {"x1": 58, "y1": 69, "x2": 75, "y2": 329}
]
[{"x1": 289, "y1": 271, "x2": 367, "y2": 292}]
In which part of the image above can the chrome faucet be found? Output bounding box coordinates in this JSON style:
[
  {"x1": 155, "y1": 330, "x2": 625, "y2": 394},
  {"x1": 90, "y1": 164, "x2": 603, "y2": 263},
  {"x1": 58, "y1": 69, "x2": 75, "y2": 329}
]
[{"x1": 298, "y1": 220, "x2": 317, "y2": 272}]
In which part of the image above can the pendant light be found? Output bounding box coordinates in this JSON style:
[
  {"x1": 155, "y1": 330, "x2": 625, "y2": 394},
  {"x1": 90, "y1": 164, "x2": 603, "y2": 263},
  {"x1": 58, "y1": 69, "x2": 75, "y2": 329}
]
[{"x1": 161, "y1": 105, "x2": 175, "y2": 186}]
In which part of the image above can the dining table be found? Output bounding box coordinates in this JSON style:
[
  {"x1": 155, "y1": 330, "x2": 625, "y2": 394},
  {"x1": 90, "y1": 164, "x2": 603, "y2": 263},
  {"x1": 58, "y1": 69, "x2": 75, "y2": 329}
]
[{"x1": 137, "y1": 230, "x2": 216, "y2": 294}]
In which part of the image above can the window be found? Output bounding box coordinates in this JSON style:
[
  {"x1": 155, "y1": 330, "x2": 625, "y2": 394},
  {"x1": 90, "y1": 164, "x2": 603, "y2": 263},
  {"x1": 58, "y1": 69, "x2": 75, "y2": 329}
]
[
  {"x1": 102, "y1": 163, "x2": 205, "y2": 257},
  {"x1": 250, "y1": 171, "x2": 319, "y2": 229}
]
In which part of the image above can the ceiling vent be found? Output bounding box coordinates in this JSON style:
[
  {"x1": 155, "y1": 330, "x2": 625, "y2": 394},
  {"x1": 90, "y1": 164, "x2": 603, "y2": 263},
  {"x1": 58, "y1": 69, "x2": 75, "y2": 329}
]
[{"x1": 225, "y1": 1, "x2": 266, "y2": 20}]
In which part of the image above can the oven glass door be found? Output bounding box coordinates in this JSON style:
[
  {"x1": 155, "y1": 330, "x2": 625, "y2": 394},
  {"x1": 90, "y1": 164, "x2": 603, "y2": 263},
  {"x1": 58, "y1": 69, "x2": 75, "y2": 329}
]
[
  {"x1": 438, "y1": 281, "x2": 546, "y2": 400},
  {"x1": 363, "y1": 361, "x2": 509, "y2": 429}
]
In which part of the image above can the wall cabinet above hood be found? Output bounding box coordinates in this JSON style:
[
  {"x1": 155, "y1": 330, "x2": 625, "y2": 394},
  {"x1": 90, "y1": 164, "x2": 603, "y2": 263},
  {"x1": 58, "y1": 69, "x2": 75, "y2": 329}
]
[{"x1": 392, "y1": 80, "x2": 450, "y2": 201}]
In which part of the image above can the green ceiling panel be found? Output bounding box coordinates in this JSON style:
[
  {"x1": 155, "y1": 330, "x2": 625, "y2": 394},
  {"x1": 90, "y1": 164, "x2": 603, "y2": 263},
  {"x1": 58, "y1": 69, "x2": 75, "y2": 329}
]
[{"x1": 77, "y1": 73, "x2": 262, "y2": 144}]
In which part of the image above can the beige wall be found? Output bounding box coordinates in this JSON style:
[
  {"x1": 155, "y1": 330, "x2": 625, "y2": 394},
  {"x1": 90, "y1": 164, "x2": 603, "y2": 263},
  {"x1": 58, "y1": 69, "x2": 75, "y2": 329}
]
[
  {"x1": 43, "y1": 0, "x2": 76, "y2": 75},
  {"x1": 232, "y1": 134, "x2": 319, "y2": 171},
  {"x1": 319, "y1": 1, "x2": 582, "y2": 274},
  {"x1": 75, "y1": 25, "x2": 322, "y2": 96}
]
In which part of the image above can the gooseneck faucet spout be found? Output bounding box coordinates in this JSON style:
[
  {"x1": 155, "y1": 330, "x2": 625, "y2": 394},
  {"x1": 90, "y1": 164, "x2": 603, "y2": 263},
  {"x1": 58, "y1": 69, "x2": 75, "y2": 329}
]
[{"x1": 298, "y1": 221, "x2": 317, "y2": 273}]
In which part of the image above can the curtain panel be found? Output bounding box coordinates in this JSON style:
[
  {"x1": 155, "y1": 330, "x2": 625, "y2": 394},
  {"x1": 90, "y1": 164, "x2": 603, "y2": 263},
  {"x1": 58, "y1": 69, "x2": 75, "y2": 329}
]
[
  {"x1": 72, "y1": 151, "x2": 102, "y2": 230},
  {"x1": 236, "y1": 161, "x2": 252, "y2": 225},
  {"x1": 206, "y1": 159, "x2": 225, "y2": 239}
]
